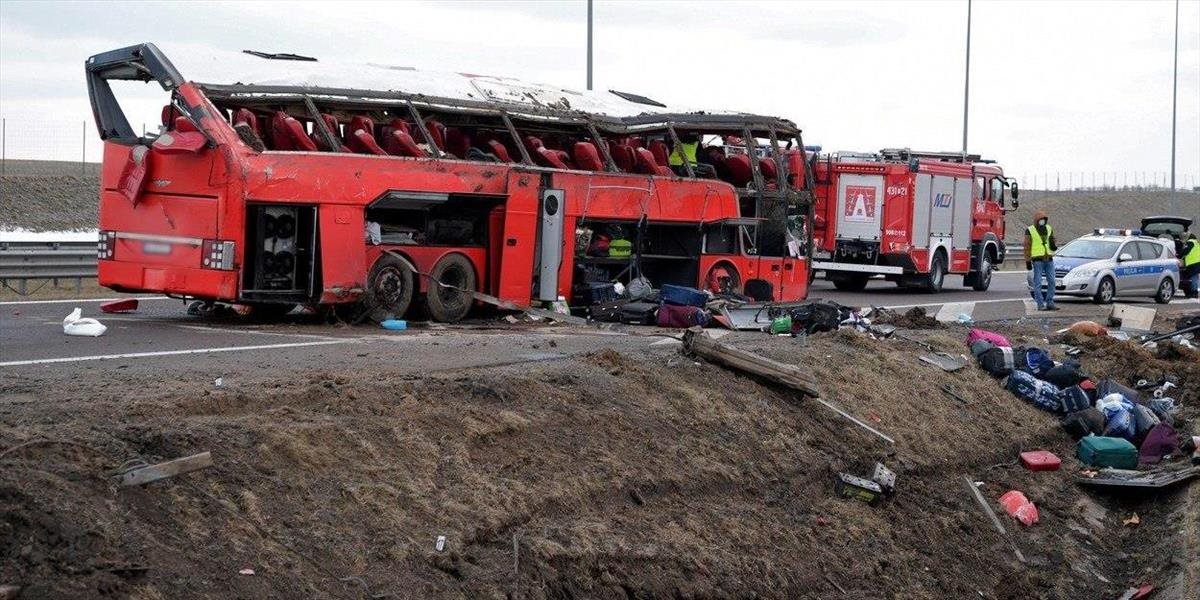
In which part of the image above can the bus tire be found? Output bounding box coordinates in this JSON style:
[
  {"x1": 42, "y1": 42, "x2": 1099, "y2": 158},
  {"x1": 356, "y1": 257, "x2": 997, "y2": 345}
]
[
  {"x1": 426, "y1": 253, "x2": 476, "y2": 323},
  {"x1": 363, "y1": 254, "x2": 415, "y2": 323},
  {"x1": 923, "y1": 251, "x2": 947, "y2": 293},
  {"x1": 831, "y1": 273, "x2": 870, "y2": 292}
]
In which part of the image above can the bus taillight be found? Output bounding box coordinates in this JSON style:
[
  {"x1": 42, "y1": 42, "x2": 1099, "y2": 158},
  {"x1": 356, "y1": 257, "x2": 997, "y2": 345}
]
[{"x1": 202, "y1": 240, "x2": 236, "y2": 270}]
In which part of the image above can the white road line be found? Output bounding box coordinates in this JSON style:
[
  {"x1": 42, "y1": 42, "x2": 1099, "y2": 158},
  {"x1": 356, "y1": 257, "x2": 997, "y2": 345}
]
[
  {"x1": 935, "y1": 302, "x2": 976, "y2": 322},
  {"x1": 0, "y1": 340, "x2": 348, "y2": 367},
  {"x1": 0, "y1": 296, "x2": 170, "y2": 306},
  {"x1": 173, "y1": 324, "x2": 341, "y2": 340}
]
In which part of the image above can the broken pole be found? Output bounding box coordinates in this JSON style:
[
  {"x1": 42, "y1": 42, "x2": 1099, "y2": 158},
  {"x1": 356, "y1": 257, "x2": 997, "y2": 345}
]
[
  {"x1": 963, "y1": 476, "x2": 1026, "y2": 563},
  {"x1": 682, "y1": 329, "x2": 820, "y2": 397},
  {"x1": 119, "y1": 451, "x2": 213, "y2": 487}
]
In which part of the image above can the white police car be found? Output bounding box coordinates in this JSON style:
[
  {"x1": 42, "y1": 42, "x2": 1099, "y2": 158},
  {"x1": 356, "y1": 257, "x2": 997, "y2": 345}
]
[{"x1": 1028, "y1": 229, "x2": 1180, "y2": 304}]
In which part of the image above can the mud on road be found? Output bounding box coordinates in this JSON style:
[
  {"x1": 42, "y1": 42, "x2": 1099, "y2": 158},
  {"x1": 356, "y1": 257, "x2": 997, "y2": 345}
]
[{"x1": 1, "y1": 318, "x2": 1198, "y2": 599}]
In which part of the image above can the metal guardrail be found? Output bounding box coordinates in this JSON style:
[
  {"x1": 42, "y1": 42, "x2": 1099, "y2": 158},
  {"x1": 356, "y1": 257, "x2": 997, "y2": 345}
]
[{"x1": 0, "y1": 240, "x2": 98, "y2": 294}]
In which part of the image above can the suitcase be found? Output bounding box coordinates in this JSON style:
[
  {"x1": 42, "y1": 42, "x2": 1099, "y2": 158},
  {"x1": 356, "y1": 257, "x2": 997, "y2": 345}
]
[
  {"x1": 1076, "y1": 435, "x2": 1138, "y2": 469},
  {"x1": 977, "y1": 346, "x2": 1014, "y2": 377},
  {"x1": 1099, "y1": 379, "x2": 1140, "y2": 404},
  {"x1": 573, "y1": 282, "x2": 618, "y2": 305},
  {"x1": 1061, "y1": 408, "x2": 1105, "y2": 440},
  {"x1": 619, "y1": 301, "x2": 658, "y2": 325},
  {"x1": 660, "y1": 284, "x2": 708, "y2": 308},
  {"x1": 589, "y1": 300, "x2": 627, "y2": 322},
  {"x1": 656, "y1": 304, "x2": 709, "y2": 328},
  {"x1": 1006, "y1": 370, "x2": 1063, "y2": 412},
  {"x1": 1058, "y1": 385, "x2": 1092, "y2": 413},
  {"x1": 1019, "y1": 450, "x2": 1061, "y2": 471}
]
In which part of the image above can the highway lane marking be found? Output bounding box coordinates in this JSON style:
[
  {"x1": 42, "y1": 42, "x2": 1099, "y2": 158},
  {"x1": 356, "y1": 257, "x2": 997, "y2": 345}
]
[
  {"x1": 0, "y1": 296, "x2": 170, "y2": 306},
  {"x1": 0, "y1": 340, "x2": 349, "y2": 367},
  {"x1": 173, "y1": 324, "x2": 342, "y2": 340}
]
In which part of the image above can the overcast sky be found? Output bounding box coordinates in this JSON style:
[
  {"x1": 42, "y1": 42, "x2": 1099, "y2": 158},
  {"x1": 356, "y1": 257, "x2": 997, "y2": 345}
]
[{"x1": 2, "y1": 0, "x2": 1197, "y2": 190}]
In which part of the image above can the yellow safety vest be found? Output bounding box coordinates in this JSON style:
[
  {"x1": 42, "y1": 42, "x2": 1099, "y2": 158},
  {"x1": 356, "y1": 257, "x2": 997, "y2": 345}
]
[
  {"x1": 668, "y1": 141, "x2": 698, "y2": 166},
  {"x1": 1184, "y1": 239, "x2": 1200, "y2": 267},
  {"x1": 1028, "y1": 224, "x2": 1053, "y2": 259}
]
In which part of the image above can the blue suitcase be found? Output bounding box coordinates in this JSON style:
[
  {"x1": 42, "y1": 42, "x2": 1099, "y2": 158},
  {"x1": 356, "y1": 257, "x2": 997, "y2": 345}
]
[{"x1": 660, "y1": 284, "x2": 707, "y2": 308}]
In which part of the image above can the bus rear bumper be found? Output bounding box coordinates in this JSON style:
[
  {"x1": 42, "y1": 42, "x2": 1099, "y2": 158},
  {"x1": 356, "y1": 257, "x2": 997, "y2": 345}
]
[{"x1": 99, "y1": 260, "x2": 238, "y2": 300}]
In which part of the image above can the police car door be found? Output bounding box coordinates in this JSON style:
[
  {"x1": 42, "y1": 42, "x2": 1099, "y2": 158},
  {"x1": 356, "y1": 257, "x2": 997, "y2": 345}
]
[
  {"x1": 1133, "y1": 241, "x2": 1165, "y2": 292},
  {"x1": 1113, "y1": 241, "x2": 1147, "y2": 293}
]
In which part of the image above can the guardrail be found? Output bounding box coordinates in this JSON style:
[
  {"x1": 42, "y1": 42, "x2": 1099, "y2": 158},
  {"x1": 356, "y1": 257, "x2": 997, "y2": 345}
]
[{"x1": 0, "y1": 240, "x2": 98, "y2": 294}]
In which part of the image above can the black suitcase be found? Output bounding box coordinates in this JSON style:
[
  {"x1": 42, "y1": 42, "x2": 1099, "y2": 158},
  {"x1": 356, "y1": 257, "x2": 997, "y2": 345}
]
[
  {"x1": 589, "y1": 300, "x2": 627, "y2": 322},
  {"x1": 619, "y1": 301, "x2": 658, "y2": 325},
  {"x1": 1058, "y1": 385, "x2": 1091, "y2": 413}
]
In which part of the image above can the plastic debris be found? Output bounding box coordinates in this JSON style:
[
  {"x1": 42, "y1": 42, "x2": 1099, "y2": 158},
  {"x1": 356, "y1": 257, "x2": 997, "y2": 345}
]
[
  {"x1": 435, "y1": 535, "x2": 447, "y2": 552},
  {"x1": 238, "y1": 568, "x2": 255, "y2": 576},
  {"x1": 998, "y1": 490, "x2": 1039, "y2": 526},
  {"x1": 214, "y1": 377, "x2": 224, "y2": 387},
  {"x1": 1122, "y1": 513, "x2": 1140, "y2": 527},
  {"x1": 99, "y1": 298, "x2": 139, "y2": 313},
  {"x1": 380, "y1": 319, "x2": 408, "y2": 331},
  {"x1": 62, "y1": 307, "x2": 107, "y2": 337}
]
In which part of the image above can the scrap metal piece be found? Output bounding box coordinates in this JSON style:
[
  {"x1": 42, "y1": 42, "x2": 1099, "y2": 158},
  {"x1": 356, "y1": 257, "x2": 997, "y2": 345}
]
[
  {"x1": 118, "y1": 451, "x2": 213, "y2": 487},
  {"x1": 1075, "y1": 466, "x2": 1200, "y2": 490},
  {"x1": 920, "y1": 353, "x2": 966, "y2": 372}
]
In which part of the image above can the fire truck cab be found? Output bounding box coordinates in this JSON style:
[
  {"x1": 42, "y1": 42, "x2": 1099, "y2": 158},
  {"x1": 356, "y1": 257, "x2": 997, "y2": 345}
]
[{"x1": 810, "y1": 149, "x2": 1017, "y2": 292}]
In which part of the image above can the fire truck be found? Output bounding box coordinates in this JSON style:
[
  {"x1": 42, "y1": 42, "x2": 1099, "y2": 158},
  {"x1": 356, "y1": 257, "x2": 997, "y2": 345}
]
[
  {"x1": 85, "y1": 43, "x2": 812, "y2": 322},
  {"x1": 809, "y1": 149, "x2": 1018, "y2": 292}
]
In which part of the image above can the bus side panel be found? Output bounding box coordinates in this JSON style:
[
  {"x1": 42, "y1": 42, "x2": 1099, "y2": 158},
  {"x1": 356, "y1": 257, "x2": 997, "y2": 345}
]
[
  {"x1": 497, "y1": 173, "x2": 540, "y2": 304},
  {"x1": 317, "y1": 204, "x2": 367, "y2": 303}
]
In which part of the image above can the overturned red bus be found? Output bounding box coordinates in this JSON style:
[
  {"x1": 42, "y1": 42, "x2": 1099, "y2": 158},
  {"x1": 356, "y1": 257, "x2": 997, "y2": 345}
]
[{"x1": 86, "y1": 43, "x2": 813, "y2": 322}]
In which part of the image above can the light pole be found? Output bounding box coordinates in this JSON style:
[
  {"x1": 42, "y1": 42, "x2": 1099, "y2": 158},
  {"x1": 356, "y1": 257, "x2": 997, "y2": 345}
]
[
  {"x1": 962, "y1": 0, "x2": 972, "y2": 154},
  {"x1": 1169, "y1": 0, "x2": 1178, "y2": 209},
  {"x1": 587, "y1": 0, "x2": 594, "y2": 91}
]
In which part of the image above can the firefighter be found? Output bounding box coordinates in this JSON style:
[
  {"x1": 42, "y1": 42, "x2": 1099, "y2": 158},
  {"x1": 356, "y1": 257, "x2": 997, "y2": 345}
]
[
  {"x1": 1025, "y1": 209, "x2": 1059, "y2": 311},
  {"x1": 1181, "y1": 232, "x2": 1200, "y2": 299},
  {"x1": 668, "y1": 133, "x2": 699, "y2": 174}
]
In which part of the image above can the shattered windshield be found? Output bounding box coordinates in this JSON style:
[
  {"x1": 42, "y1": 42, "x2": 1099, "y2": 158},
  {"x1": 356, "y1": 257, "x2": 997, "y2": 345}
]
[{"x1": 1057, "y1": 239, "x2": 1119, "y2": 260}]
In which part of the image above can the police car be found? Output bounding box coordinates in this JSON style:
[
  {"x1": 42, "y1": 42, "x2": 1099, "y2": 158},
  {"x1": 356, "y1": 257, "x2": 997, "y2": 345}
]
[{"x1": 1028, "y1": 229, "x2": 1180, "y2": 304}]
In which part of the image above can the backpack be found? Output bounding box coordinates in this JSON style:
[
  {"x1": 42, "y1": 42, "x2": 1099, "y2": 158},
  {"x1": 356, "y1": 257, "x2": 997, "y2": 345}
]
[
  {"x1": 1006, "y1": 370, "x2": 1064, "y2": 412},
  {"x1": 977, "y1": 346, "x2": 1015, "y2": 377},
  {"x1": 789, "y1": 302, "x2": 842, "y2": 334},
  {"x1": 1044, "y1": 363, "x2": 1086, "y2": 388},
  {"x1": 1058, "y1": 385, "x2": 1092, "y2": 413},
  {"x1": 1016, "y1": 347, "x2": 1055, "y2": 378},
  {"x1": 1061, "y1": 408, "x2": 1106, "y2": 440}
]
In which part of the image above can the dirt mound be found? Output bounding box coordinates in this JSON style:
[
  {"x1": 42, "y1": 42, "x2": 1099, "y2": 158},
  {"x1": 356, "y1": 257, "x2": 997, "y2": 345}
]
[
  {"x1": 1, "y1": 324, "x2": 1196, "y2": 598},
  {"x1": 0, "y1": 174, "x2": 99, "y2": 231},
  {"x1": 873, "y1": 306, "x2": 941, "y2": 329},
  {"x1": 1006, "y1": 190, "x2": 1198, "y2": 244}
]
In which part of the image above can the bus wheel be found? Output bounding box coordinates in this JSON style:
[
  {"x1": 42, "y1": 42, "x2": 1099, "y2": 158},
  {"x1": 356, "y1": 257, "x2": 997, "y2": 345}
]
[
  {"x1": 426, "y1": 253, "x2": 476, "y2": 323},
  {"x1": 705, "y1": 263, "x2": 740, "y2": 295},
  {"x1": 923, "y1": 251, "x2": 947, "y2": 293},
  {"x1": 831, "y1": 274, "x2": 870, "y2": 292},
  {"x1": 364, "y1": 254, "x2": 415, "y2": 322}
]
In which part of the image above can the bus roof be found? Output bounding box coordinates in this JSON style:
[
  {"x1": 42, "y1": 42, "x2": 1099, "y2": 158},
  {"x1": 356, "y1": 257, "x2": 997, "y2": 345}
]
[{"x1": 91, "y1": 43, "x2": 800, "y2": 134}]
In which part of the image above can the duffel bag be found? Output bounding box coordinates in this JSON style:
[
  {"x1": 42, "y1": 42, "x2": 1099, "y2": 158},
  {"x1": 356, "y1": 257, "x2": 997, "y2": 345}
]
[
  {"x1": 1006, "y1": 370, "x2": 1063, "y2": 412},
  {"x1": 1058, "y1": 385, "x2": 1092, "y2": 413},
  {"x1": 1099, "y1": 379, "x2": 1140, "y2": 404},
  {"x1": 660, "y1": 284, "x2": 708, "y2": 308},
  {"x1": 978, "y1": 346, "x2": 1015, "y2": 377},
  {"x1": 969, "y1": 339, "x2": 996, "y2": 358},
  {"x1": 656, "y1": 304, "x2": 710, "y2": 328},
  {"x1": 1044, "y1": 362, "x2": 1086, "y2": 388},
  {"x1": 966, "y1": 328, "x2": 1011, "y2": 348},
  {"x1": 1061, "y1": 408, "x2": 1106, "y2": 440},
  {"x1": 1015, "y1": 347, "x2": 1055, "y2": 378}
]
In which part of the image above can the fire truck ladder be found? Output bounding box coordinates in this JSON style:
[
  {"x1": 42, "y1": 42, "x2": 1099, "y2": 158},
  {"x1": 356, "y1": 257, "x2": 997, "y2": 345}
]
[{"x1": 879, "y1": 148, "x2": 993, "y2": 164}]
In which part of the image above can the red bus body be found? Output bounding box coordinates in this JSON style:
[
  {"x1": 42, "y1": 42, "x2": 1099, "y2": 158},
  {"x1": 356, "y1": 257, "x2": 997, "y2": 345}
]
[
  {"x1": 809, "y1": 150, "x2": 1014, "y2": 292},
  {"x1": 88, "y1": 45, "x2": 812, "y2": 320}
]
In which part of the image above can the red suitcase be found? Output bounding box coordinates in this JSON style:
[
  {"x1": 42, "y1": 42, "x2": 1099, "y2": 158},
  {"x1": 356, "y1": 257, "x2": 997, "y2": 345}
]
[{"x1": 1019, "y1": 450, "x2": 1061, "y2": 471}]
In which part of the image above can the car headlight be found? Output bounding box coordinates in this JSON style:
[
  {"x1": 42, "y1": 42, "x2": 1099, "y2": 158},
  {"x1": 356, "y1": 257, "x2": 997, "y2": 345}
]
[{"x1": 1068, "y1": 267, "x2": 1099, "y2": 279}]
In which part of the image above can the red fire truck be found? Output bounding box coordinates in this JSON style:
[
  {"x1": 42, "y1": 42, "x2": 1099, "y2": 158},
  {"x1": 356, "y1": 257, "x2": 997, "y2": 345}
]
[
  {"x1": 86, "y1": 43, "x2": 812, "y2": 322},
  {"x1": 809, "y1": 149, "x2": 1018, "y2": 292}
]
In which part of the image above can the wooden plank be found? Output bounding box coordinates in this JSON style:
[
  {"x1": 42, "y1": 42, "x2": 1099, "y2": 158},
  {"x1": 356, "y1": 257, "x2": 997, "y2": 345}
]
[
  {"x1": 119, "y1": 451, "x2": 213, "y2": 487},
  {"x1": 682, "y1": 329, "x2": 820, "y2": 397}
]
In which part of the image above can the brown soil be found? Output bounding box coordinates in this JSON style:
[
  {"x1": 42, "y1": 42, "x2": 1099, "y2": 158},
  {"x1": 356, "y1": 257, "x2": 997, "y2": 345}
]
[
  {"x1": 2, "y1": 321, "x2": 1196, "y2": 599},
  {"x1": 873, "y1": 306, "x2": 941, "y2": 329},
  {"x1": 1006, "y1": 190, "x2": 1199, "y2": 245}
]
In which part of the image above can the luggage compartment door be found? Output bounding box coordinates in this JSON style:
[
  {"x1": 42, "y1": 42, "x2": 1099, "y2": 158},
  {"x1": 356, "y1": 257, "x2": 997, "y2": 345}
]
[{"x1": 834, "y1": 174, "x2": 884, "y2": 241}]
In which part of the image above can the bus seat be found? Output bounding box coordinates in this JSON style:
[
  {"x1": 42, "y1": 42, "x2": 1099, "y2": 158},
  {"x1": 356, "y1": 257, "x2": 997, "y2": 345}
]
[
  {"x1": 270, "y1": 112, "x2": 318, "y2": 152},
  {"x1": 311, "y1": 114, "x2": 349, "y2": 152},
  {"x1": 724, "y1": 153, "x2": 753, "y2": 186},
  {"x1": 346, "y1": 116, "x2": 387, "y2": 155},
  {"x1": 423, "y1": 119, "x2": 446, "y2": 150},
  {"x1": 161, "y1": 105, "x2": 178, "y2": 127},
  {"x1": 486, "y1": 139, "x2": 512, "y2": 162},
  {"x1": 233, "y1": 109, "x2": 261, "y2": 135},
  {"x1": 535, "y1": 146, "x2": 568, "y2": 169},
  {"x1": 173, "y1": 117, "x2": 198, "y2": 133},
  {"x1": 386, "y1": 129, "x2": 425, "y2": 157},
  {"x1": 758, "y1": 156, "x2": 778, "y2": 181},
  {"x1": 634, "y1": 148, "x2": 660, "y2": 175},
  {"x1": 524, "y1": 135, "x2": 544, "y2": 151},
  {"x1": 445, "y1": 127, "x2": 471, "y2": 159},
  {"x1": 609, "y1": 144, "x2": 635, "y2": 172},
  {"x1": 649, "y1": 140, "x2": 670, "y2": 168},
  {"x1": 573, "y1": 142, "x2": 604, "y2": 171}
]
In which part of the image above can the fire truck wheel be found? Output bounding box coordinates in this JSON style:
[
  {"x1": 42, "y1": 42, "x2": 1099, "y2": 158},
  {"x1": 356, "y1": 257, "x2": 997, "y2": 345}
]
[
  {"x1": 970, "y1": 256, "x2": 993, "y2": 291},
  {"x1": 831, "y1": 274, "x2": 870, "y2": 292},
  {"x1": 426, "y1": 253, "x2": 476, "y2": 323},
  {"x1": 364, "y1": 255, "x2": 415, "y2": 322},
  {"x1": 923, "y1": 252, "x2": 947, "y2": 293}
]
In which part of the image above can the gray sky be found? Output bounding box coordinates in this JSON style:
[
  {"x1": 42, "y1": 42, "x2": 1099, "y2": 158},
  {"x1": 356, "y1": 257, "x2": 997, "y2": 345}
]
[{"x1": 2, "y1": 0, "x2": 1198, "y2": 189}]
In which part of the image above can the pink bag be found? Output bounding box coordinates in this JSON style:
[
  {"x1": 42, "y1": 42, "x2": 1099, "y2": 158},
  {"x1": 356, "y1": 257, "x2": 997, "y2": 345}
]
[
  {"x1": 966, "y1": 328, "x2": 1011, "y2": 348},
  {"x1": 999, "y1": 490, "x2": 1039, "y2": 526}
]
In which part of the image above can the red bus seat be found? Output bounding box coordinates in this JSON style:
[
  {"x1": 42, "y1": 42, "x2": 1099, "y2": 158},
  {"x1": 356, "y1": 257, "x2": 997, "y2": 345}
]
[
  {"x1": 382, "y1": 119, "x2": 424, "y2": 157},
  {"x1": 609, "y1": 143, "x2": 635, "y2": 172},
  {"x1": 161, "y1": 105, "x2": 178, "y2": 128},
  {"x1": 649, "y1": 140, "x2": 670, "y2": 169},
  {"x1": 634, "y1": 147, "x2": 660, "y2": 175},
  {"x1": 758, "y1": 156, "x2": 778, "y2": 181},
  {"x1": 311, "y1": 114, "x2": 349, "y2": 152},
  {"x1": 536, "y1": 146, "x2": 568, "y2": 169},
  {"x1": 233, "y1": 109, "x2": 261, "y2": 135},
  {"x1": 573, "y1": 142, "x2": 604, "y2": 171},
  {"x1": 346, "y1": 116, "x2": 387, "y2": 155},
  {"x1": 486, "y1": 139, "x2": 512, "y2": 162},
  {"x1": 724, "y1": 153, "x2": 753, "y2": 186},
  {"x1": 423, "y1": 119, "x2": 446, "y2": 150},
  {"x1": 270, "y1": 112, "x2": 318, "y2": 151},
  {"x1": 445, "y1": 127, "x2": 471, "y2": 159}
]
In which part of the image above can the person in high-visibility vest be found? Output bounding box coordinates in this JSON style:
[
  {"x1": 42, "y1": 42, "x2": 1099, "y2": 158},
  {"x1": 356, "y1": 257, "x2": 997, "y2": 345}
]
[
  {"x1": 668, "y1": 133, "x2": 700, "y2": 176},
  {"x1": 1181, "y1": 232, "x2": 1200, "y2": 299},
  {"x1": 1024, "y1": 209, "x2": 1059, "y2": 311}
]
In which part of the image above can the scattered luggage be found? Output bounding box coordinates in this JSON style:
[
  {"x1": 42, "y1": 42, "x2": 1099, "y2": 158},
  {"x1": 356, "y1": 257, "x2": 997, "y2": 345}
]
[
  {"x1": 1061, "y1": 408, "x2": 1106, "y2": 440},
  {"x1": 1099, "y1": 379, "x2": 1140, "y2": 404},
  {"x1": 1077, "y1": 435, "x2": 1139, "y2": 469},
  {"x1": 1005, "y1": 370, "x2": 1063, "y2": 412},
  {"x1": 619, "y1": 301, "x2": 658, "y2": 325},
  {"x1": 1131, "y1": 404, "x2": 1161, "y2": 438},
  {"x1": 969, "y1": 339, "x2": 995, "y2": 357},
  {"x1": 1097, "y1": 393, "x2": 1136, "y2": 440},
  {"x1": 573, "y1": 282, "x2": 619, "y2": 305},
  {"x1": 1019, "y1": 450, "x2": 1061, "y2": 471},
  {"x1": 607, "y1": 238, "x2": 633, "y2": 258},
  {"x1": 589, "y1": 300, "x2": 627, "y2": 322},
  {"x1": 1043, "y1": 363, "x2": 1086, "y2": 388},
  {"x1": 1015, "y1": 347, "x2": 1055, "y2": 378},
  {"x1": 660, "y1": 284, "x2": 708, "y2": 308},
  {"x1": 977, "y1": 346, "x2": 1015, "y2": 377},
  {"x1": 1058, "y1": 385, "x2": 1092, "y2": 413},
  {"x1": 966, "y1": 328, "x2": 1010, "y2": 348},
  {"x1": 656, "y1": 304, "x2": 710, "y2": 328},
  {"x1": 1138, "y1": 423, "x2": 1179, "y2": 465},
  {"x1": 789, "y1": 302, "x2": 844, "y2": 335}
]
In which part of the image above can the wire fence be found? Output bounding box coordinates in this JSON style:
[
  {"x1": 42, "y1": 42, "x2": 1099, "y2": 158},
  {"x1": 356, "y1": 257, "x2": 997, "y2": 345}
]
[{"x1": 2, "y1": 116, "x2": 1198, "y2": 193}]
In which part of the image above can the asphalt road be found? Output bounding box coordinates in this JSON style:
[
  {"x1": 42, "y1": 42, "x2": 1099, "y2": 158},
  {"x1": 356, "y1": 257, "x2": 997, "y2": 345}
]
[{"x1": 1, "y1": 274, "x2": 1195, "y2": 381}]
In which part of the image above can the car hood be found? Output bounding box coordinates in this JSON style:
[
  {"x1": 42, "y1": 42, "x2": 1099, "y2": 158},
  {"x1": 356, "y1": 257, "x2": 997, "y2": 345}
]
[{"x1": 1055, "y1": 257, "x2": 1107, "y2": 272}]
